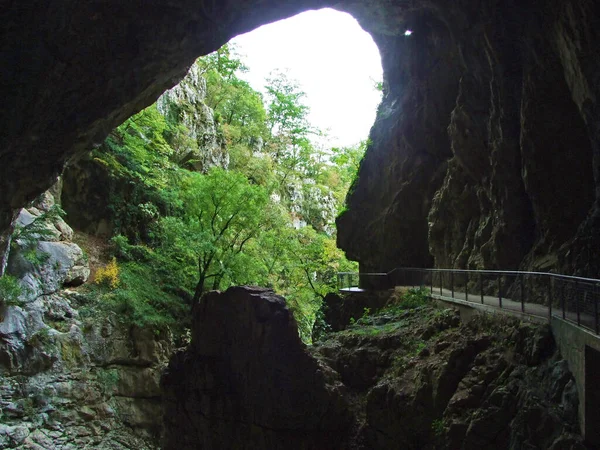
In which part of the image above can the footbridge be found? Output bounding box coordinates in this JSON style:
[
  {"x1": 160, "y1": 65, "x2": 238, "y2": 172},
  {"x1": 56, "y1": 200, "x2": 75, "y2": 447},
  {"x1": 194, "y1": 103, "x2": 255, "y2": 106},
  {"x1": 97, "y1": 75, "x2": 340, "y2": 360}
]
[{"x1": 338, "y1": 267, "x2": 600, "y2": 444}]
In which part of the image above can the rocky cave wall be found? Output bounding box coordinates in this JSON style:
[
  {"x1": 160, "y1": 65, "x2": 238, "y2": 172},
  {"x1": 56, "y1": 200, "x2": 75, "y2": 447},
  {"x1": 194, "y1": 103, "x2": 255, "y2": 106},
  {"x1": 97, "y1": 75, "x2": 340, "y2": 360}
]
[
  {"x1": 338, "y1": 0, "x2": 600, "y2": 276},
  {"x1": 0, "y1": 0, "x2": 333, "y2": 269}
]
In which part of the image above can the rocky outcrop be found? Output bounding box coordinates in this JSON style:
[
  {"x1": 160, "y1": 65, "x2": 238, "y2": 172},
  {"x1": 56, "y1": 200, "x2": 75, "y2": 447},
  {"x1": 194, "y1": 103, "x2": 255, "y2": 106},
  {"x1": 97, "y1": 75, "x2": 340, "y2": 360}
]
[
  {"x1": 162, "y1": 286, "x2": 352, "y2": 450},
  {"x1": 322, "y1": 289, "x2": 394, "y2": 332},
  {"x1": 0, "y1": 188, "x2": 170, "y2": 449},
  {"x1": 157, "y1": 62, "x2": 228, "y2": 171},
  {"x1": 1, "y1": 187, "x2": 90, "y2": 372},
  {"x1": 0, "y1": 302, "x2": 171, "y2": 449},
  {"x1": 317, "y1": 304, "x2": 585, "y2": 449}
]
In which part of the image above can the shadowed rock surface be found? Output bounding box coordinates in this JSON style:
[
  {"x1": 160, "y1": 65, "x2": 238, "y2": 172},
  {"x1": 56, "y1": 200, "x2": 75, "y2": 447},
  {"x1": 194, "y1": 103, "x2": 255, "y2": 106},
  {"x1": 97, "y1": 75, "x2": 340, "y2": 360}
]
[
  {"x1": 337, "y1": 0, "x2": 600, "y2": 276},
  {"x1": 163, "y1": 287, "x2": 586, "y2": 449},
  {"x1": 161, "y1": 286, "x2": 352, "y2": 450}
]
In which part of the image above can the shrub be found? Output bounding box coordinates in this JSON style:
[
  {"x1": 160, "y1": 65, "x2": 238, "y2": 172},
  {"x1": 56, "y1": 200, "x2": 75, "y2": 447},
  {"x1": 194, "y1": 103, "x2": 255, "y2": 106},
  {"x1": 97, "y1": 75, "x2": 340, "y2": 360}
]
[
  {"x1": 95, "y1": 257, "x2": 120, "y2": 289},
  {"x1": 103, "y1": 262, "x2": 188, "y2": 332},
  {"x1": 401, "y1": 286, "x2": 429, "y2": 309},
  {"x1": 111, "y1": 234, "x2": 153, "y2": 262},
  {"x1": 0, "y1": 275, "x2": 25, "y2": 306}
]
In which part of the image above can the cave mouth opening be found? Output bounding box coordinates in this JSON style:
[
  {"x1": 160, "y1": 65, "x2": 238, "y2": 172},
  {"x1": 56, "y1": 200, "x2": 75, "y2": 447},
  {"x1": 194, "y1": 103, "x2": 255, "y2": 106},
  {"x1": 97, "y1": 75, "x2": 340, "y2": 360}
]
[{"x1": 228, "y1": 7, "x2": 383, "y2": 149}]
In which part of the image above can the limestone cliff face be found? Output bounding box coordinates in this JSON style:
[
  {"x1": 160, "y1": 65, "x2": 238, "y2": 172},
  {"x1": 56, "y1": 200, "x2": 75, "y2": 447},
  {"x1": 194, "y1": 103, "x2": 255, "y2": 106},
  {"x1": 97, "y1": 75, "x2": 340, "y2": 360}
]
[
  {"x1": 157, "y1": 63, "x2": 228, "y2": 171},
  {"x1": 338, "y1": 0, "x2": 600, "y2": 276}
]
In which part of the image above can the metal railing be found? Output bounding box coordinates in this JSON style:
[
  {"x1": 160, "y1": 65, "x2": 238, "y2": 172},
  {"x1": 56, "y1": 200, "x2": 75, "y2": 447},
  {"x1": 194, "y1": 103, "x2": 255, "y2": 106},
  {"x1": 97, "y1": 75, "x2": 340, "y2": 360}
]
[{"x1": 337, "y1": 267, "x2": 600, "y2": 335}]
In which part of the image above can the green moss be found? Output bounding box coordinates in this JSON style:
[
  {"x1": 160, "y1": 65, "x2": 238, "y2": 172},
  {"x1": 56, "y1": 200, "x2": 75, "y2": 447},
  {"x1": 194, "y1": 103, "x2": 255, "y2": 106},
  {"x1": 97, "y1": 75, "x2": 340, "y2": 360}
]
[{"x1": 59, "y1": 338, "x2": 83, "y2": 368}]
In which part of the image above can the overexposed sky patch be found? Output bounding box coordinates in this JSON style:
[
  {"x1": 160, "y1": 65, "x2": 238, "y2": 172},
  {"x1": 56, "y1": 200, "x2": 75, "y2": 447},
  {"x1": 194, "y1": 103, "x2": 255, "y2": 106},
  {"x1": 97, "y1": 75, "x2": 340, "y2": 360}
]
[{"x1": 231, "y1": 8, "x2": 383, "y2": 148}]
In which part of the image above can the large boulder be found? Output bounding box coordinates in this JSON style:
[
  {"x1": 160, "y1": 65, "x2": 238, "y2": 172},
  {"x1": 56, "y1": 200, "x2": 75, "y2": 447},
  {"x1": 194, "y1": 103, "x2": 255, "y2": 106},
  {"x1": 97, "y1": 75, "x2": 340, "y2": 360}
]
[{"x1": 162, "y1": 286, "x2": 352, "y2": 450}]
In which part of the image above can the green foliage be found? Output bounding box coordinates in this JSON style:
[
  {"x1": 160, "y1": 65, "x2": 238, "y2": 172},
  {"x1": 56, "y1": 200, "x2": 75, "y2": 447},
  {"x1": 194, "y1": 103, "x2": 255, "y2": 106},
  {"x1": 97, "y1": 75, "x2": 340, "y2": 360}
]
[
  {"x1": 87, "y1": 43, "x2": 364, "y2": 343},
  {"x1": 265, "y1": 69, "x2": 311, "y2": 139},
  {"x1": 100, "y1": 262, "x2": 188, "y2": 331},
  {"x1": 401, "y1": 286, "x2": 430, "y2": 309},
  {"x1": 0, "y1": 275, "x2": 25, "y2": 307},
  {"x1": 155, "y1": 168, "x2": 272, "y2": 299},
  {"x1": 92, "y1": 104, "x2": 182, "y2": 241},
  {"x1": 431, "y1": 419, "x2": 446, "y2": 439},
  {"x1": 110, "y1": 234, "x2": 153, "y2": 262}
]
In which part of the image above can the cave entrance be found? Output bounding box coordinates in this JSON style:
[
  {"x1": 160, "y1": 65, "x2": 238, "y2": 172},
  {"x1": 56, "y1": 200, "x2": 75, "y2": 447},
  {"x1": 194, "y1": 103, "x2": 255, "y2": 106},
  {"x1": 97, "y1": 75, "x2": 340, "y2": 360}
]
[{"x1": 229, "y1": 7, "x2": 383, "y2": 149}]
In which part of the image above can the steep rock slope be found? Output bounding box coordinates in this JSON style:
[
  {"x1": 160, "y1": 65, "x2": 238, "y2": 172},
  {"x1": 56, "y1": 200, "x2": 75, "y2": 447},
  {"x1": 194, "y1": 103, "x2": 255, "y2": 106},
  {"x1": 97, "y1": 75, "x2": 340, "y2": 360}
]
[{"x1": 156, "y1": 63, "x2": 228, "y2": 171}]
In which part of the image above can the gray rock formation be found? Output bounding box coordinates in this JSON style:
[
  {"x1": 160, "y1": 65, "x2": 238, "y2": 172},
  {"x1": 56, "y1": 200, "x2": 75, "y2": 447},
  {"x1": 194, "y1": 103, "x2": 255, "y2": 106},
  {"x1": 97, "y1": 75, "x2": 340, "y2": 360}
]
[
  {"x1": 157, "y1": 62, "x2": 228, "y2": 171},
  {"x1": 0, "y1": 188, "x2": 170, "y2": 449}
]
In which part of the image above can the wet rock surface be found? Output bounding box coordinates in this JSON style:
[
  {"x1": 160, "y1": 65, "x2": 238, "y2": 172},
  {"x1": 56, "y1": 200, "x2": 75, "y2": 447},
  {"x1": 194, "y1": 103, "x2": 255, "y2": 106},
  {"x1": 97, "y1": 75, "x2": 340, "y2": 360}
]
[{"x1": 316, "y1": 302, "x2": 586, "y2": 450}]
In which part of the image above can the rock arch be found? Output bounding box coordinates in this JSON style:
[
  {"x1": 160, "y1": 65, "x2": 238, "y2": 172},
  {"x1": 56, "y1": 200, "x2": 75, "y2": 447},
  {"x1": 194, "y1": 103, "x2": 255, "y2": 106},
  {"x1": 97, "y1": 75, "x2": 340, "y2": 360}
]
[{"x1": 2, "y1": 0, "x2": 600, "y2": 275}]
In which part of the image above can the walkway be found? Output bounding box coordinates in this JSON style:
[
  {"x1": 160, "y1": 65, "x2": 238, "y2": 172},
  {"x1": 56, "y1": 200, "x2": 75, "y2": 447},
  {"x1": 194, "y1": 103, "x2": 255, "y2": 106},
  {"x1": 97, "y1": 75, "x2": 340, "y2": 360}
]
[{"x1": 427, "y1": 287, "x2": 596, "y2": 331}]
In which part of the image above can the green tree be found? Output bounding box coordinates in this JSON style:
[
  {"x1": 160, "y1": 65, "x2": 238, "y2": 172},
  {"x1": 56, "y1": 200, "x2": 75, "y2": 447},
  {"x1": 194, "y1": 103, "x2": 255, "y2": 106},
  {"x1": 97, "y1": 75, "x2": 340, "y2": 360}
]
[
  {"x1": 265, "y1": 70, "x2": 310, "y2": 137},
  {"x1": 157, "y1": 168, "x2": 272, "y2": 301}
]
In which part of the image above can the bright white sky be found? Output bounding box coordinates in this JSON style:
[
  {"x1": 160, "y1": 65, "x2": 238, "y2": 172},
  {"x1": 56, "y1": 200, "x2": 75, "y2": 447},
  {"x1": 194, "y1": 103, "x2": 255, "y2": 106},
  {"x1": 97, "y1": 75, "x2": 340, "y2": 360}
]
[{"x1": 230, "y1": 8, "x2": 383, "y2": 148}]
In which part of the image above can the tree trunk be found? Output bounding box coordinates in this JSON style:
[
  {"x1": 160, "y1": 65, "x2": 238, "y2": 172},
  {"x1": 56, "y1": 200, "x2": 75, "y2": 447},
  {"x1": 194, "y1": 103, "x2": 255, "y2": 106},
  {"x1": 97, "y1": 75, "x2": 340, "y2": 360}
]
[{"x1": 193, "y1": 273, "x2": 206, "y2": 303}]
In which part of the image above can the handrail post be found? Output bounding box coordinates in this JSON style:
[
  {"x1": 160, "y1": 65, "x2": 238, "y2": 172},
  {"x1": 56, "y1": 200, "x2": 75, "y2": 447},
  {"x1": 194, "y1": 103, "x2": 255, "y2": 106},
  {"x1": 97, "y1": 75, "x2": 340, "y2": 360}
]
[
  {"x1": 451, "y1": 271, "x2": 454, "y2": 298},
  {"x1": 440, "y1": 272, "x2": 442, "y2": 296},
  {"x1": 430, "y1": 271, "x2": 433, "y2": 294},
  {"x1": 595, "y1": 283, "x2": 599, "y2": 335},
  {"x1": 480, "y1": 273, "x2": 484, "y2": 304},
  {"x1": 547, "y1": 278, "x2": 552, "y2": 322},
  {"x1": 498, "y1": 276, "x2": 502, "y2": 308},
  {"x1": 576, "y1": 280, "x2": 580, "y2": 326},
  {"x1": 465, "y1": 273, "x2": 469, "y2": 302},
  {"x1": 562, "y1": 280, "x2": 566, "y2": 319},
  {"x1": 520, "y1": 274, "x2": 525, "y2": 313}
]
